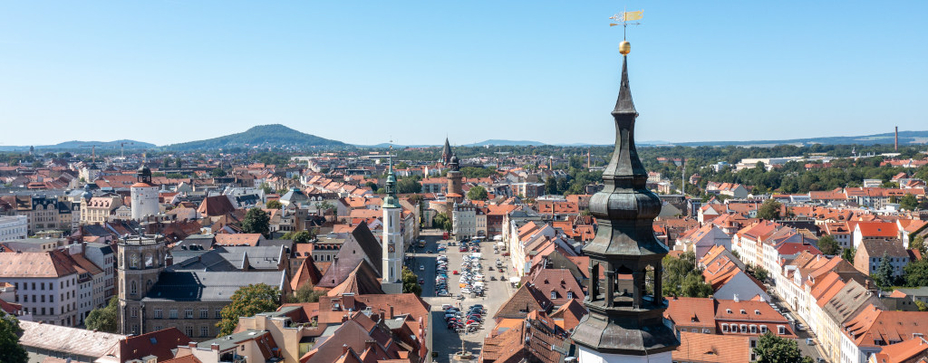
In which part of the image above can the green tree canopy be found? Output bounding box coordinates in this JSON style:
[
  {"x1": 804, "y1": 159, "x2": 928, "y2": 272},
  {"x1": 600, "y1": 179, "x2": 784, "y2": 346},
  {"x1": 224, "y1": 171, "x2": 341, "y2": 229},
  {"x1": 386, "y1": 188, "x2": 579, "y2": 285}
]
[
  {"x1": 402, "y1": 266, "x2": 422, "y2": 296},
  {"x1": 289, "y1": 282, "x2": 326, "y2": 304},
  {"x1": 242, "y1": 208, "x2": 270, "y2": 238},
  {"x1": 663, "y1": 252, "x2": 713, "y2": 298},
  {"x1": 545, "y1": 177, "x2": 558, "y2": 195},
  {"x1": 217, "y1": 283, "x2": 281, "y2": 336},
  {"x1": 432, "y1": 213, "x2": 452, "y2": 232},
  {"x1": 85, "y1": 297, "x2": 119, "y2": 333},
  {"x1": 756, "y1": 199, "x2": 782, "y2": 221},
  {"x1": 911, "y1": 235, "x2": 926, "y2": 256},
  {"x1": 753, "y1": 332, "x2": 811, "y2": 363},
  {"x1": 467, "y1": 186, "x2": 488, "y2": 201},
  {"x1": 211, "y1": 168, "x2": 227, "y2": 177},
  {"x1": 900, "y1": 194, "x2": 919, "y2": 210},
  {"x1": 265, "y1": 200, "x2": 283, "y2": 209},
  {"x1": 397, "y1": 177, "x2": 422, "y2": 194},
  {"x1": 284, "y1": 230, "x2": 313, "y2": 243},
  {"x1": 904, "y1": 258, "x2": 928, "y2": 287},
  {"x1": 0, "y1": 311, "x2": 28, "y2": 363},
  {"x1": 816, "y1": 235, "x2": 840, "y2": 255}
]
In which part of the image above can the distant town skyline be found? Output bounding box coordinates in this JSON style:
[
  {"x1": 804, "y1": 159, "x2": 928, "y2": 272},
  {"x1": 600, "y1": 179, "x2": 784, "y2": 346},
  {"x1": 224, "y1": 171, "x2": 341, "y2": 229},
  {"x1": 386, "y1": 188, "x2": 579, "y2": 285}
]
[{"x1": 1, "y1": 1, "x2": 926, "y2": 147}]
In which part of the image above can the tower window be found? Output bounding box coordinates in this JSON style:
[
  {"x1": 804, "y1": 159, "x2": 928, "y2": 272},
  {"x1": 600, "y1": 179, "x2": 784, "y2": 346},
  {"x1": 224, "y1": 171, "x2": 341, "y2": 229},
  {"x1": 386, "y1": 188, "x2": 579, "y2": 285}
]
[{"x1": 130, "y1": 281, "x2": 137, "y2": 296}]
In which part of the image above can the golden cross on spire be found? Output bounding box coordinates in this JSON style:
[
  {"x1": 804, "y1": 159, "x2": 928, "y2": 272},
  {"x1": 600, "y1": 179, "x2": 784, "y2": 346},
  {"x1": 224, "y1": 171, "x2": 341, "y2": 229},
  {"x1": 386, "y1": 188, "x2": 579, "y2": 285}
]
[{"x1": 609, "y1": 9, "x2": 643, "y2": 40}]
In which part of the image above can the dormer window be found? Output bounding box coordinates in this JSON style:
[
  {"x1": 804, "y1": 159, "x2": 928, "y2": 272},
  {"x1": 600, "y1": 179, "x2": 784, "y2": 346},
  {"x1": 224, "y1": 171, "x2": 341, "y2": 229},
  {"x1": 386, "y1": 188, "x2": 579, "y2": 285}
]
[
  {"x1": 755, "y1": 310, "x2": 760, "y2": 315},
  {"x1": 740, "y1": 309, "x2": 746, "y2": 315},
  {"x1": 726, "y1": 309, "x2": 732, "y2": 314}
]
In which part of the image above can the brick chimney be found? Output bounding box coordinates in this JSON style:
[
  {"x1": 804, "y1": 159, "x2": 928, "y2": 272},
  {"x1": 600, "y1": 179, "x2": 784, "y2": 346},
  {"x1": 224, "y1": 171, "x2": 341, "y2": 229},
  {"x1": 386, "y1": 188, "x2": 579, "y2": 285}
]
[
  {"x1": 210, "y1": 343, "x2": 220, "y2": 352},
  {"x1": 188, "y1": 342, "x2": 197, "y2": 349}
]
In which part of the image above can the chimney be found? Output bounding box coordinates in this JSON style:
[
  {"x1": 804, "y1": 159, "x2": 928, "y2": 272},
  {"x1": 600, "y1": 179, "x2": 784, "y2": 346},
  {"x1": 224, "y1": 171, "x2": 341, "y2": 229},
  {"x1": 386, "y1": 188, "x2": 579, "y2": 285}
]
[
  {"x1": 365, "y1": 340, "x2": 376, "y2": 351},
  {"x1": 388, "y1": 305, "x2": 394, "y2": 319},
  {"x1": 188, "y1": 341, "x2": 197, "y2": 349},
  {"x1": 895, "y1": 126, "x2": 899, "y2": 151},
  {"x1": 210, "y1": 343, "x2": 220, "y2": 352},
  {"x1": 342, "y1": 344, "x2": 349, "y2": 355}
]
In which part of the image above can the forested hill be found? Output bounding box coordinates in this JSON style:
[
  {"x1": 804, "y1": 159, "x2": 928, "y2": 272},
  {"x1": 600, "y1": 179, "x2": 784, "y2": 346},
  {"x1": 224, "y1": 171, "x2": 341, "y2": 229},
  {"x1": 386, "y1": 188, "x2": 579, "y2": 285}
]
[
  {"x1": 673, "y1": 130, "x2": 928, "y2": 147},
  {"x1": 164, "y1": 124, "x2": 346, "y2": 151}
]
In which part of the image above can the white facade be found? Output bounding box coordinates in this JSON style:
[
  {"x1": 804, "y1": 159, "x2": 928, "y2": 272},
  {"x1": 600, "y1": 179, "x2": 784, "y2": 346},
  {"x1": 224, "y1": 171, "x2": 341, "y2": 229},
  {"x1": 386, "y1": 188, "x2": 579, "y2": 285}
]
[
  {"x1": 7, "y1": 276, "x2": 79, "y2": 326},
  {"x1": 452, "y1": 203, "x2": 477, "y2": 238},
  {"x1": 577, "y1": 346, "x2": 672, "y2": 363},
  {"x1": 382, "y1": 205, "x2": 403, "y2": 284},
  {"x1": 130, "y1": 184, "x2": 159, "y2": 219},
  {"x1": 0, "y1": 215, "x2": 28, "y2": 241}
]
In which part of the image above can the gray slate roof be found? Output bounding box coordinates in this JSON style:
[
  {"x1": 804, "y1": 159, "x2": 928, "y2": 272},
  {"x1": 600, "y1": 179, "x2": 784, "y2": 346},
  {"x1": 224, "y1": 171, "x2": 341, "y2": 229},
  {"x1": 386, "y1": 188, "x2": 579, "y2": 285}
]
[{"x1": 143, "y1": 270, "x2": 286, "y2": 302}]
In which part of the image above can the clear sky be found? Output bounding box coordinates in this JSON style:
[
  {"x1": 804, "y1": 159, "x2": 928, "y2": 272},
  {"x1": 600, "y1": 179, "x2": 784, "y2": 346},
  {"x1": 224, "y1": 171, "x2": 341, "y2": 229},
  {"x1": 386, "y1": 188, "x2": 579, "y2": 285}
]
[{"x1": 1, "y1": 1, "x2": 926, "y2": 147}]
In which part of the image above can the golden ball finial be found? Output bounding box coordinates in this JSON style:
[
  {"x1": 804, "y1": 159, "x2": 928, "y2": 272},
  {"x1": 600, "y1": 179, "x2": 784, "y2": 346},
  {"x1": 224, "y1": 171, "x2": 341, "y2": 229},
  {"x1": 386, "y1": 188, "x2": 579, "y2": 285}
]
[{"x1": 619, "y1": 40, "x2": 631, "y2": 55}]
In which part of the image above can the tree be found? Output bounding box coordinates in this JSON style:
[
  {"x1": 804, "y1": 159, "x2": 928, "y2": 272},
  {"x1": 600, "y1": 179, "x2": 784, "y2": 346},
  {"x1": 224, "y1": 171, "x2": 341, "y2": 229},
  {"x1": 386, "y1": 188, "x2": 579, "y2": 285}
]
[
  {"x1": 266, "y1": 200, "x2": 283, "y2": 209},
  {"x1": 900, "y1": 194, "x2": 919, "y2": 210},
  {"x1": 663, "y1": 252, "x2": 712, "y2": 298},
  {"x1": 85, "y1": 297, "x2": 119, "y2": 333},
  {"x1": 402, "y1": 266, "x2": 422, "y2": 296},
  {"x1": 556, "y1": 177, "x2": 570, "y2": 194},
  {"x1": 876, "y1": 251, "x2": 896, "y2": 288},
  {"x1": 467, "y1": 186, "x2": 488, "y2": 201},
  {"x1": 174, "y1": 157, "x2": 183, "y2": 168},
  {"x1": 911, "y1": 235, "x2": 926, "y2": 256},
  {"x1": 259, "y1": 183, "x2": 274, "y2": 195},
  {"x1": 757, "y1": 199, "x2": 782, "y2": 221},
  {"x1": 287, "y1": 230, "x2": 313, "y2": 243},
  {"x1": 545, "y1": 177, "x2": 558, "y2": 195},
  {"x1": 817, "y1": 235, "x2": 840, "y2": 255},
  {"x1": 289, "y1": 283, "x2": 326, "y2": 304},
  {"x1": 397, "y1": 177, "x2": 422, "y2": 194},
  {"x1": 211, "y1": 168, "x2": 227, "y2": 177},
  {"x1": 217, "y1": 283, "x2": 281, "y2": 336},
  {"x1": 432, "y1": 213, "x2": 452, "y2": 232},
  {"x1": 242, "y1": 208, "x2": 270, "y2": 238},
  {"x1": 751, "y1": 266, "x2": 770, "y2": 282},
  {"x1": 753, "y1": 332, "x2": 809, "y2": 363},
  {"x1": 0, "y1": 311, "x2": 28, "y2": 363},
  {"x1": 904, "y1": 258, "x2": 928, "y2": 287},
  {"x1": 842, "y1": 247, "x2": 856, "y2": 263}
]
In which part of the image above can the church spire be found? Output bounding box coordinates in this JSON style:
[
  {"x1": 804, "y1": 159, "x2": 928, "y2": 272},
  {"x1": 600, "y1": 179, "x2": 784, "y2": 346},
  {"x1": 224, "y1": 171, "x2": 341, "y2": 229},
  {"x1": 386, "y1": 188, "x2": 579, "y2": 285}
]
[
  {"x1": 570, "y1": 36, "x2": 680, "y2": 359},
  {"x1": 383, "y1": 152, "x2": 399, "y2": 209}
]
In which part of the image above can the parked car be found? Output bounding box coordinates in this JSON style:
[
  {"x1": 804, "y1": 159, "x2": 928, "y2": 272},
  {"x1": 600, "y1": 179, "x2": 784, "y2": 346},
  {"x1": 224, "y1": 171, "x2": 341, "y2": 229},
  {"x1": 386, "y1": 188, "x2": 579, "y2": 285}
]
[{"x1": 419, "y1": 265, "x2": 425, "y2": 271}]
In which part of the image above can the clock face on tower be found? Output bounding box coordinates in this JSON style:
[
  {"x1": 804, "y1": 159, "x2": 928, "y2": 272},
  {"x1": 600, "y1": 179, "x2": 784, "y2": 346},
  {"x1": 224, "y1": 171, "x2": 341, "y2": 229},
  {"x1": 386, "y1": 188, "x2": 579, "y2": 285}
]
[{"x1": 388, "y1": 243, "x2": 395, "y2": 253}]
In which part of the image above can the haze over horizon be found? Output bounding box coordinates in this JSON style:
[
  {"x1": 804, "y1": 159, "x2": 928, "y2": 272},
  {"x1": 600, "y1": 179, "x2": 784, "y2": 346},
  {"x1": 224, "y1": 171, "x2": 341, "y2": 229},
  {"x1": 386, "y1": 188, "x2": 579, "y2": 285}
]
[{"x1": 1, "y1": 1, "x2": 925, "y2": 147}]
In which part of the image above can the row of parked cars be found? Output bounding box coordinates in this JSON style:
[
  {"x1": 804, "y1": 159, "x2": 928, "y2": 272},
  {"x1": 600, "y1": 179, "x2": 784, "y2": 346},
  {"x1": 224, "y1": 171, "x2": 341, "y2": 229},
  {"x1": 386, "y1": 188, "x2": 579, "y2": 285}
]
[
  {"x1": 442, "y1": 303, "x2": 486, "y2": 332},
  {"x1": 434, "y1": 254, "x2": 451, "y2": 297},
  {"x1": 459, "y1": 253, "x2": 486, "y2": 297}
]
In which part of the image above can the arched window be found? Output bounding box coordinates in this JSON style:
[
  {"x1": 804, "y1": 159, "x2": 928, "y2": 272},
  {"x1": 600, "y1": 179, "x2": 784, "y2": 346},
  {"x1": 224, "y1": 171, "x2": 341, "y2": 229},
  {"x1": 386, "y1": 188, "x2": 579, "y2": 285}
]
[
  {"x1": 130, "y1": 280, "x2": 138, "y2": 296},
  {"x1": 130, "y1": 254, "x2": 139, "y2": 269},
  {"x1": 144, "y1": 253, "x2": 153, "y2": 268},
  {"x1": 146, "y1": 280, "x2": 152, "y2": 292}
]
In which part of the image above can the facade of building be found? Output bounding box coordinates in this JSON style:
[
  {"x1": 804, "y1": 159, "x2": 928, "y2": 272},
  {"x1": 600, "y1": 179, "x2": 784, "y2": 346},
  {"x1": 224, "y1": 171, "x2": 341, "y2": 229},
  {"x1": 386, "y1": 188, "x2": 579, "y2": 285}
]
[
  {"x1": 0, "y1": 215, "x2": 28, "y2": 241},
  {"x1": 0, "y1": 251, "x2": 80, "y2": 326}
]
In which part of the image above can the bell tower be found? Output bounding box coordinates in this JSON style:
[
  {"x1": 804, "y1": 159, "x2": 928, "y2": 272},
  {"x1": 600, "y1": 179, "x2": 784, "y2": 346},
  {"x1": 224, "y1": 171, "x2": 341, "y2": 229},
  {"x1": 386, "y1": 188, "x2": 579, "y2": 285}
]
[
  {"x1": 381, "y1": 154, "x2": 404, "y2": 294},
  {"x1": 570, "y1": 27, "x2": 680, "y2": 362},
  {"x1": 117, "y1": 235, "x2": 166, "y2": 335}
]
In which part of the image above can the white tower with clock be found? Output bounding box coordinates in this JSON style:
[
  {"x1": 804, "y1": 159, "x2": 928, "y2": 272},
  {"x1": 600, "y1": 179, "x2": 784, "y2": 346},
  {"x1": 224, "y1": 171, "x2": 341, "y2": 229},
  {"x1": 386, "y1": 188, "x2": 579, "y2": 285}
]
[{"x1": 381, "y1": 155, "x2": 404, "y2": 293}]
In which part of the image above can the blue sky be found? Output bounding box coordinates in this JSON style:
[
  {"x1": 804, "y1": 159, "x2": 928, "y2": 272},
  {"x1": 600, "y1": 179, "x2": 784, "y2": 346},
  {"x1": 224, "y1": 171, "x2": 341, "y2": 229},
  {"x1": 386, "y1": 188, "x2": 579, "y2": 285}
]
[{"x1": 1, "y1": 1, "x2": 926, "y2": 147}]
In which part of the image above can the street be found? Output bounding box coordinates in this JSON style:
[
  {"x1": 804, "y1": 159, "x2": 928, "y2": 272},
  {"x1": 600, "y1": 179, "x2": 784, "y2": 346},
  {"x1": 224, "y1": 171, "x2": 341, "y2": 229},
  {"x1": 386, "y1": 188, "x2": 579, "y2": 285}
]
[
  {"x1": 765, "y1": 284, "x2": 829, "y2": 362},
  {"x1": 408, "y1": 229, "x2": 516, "y2": 363}
]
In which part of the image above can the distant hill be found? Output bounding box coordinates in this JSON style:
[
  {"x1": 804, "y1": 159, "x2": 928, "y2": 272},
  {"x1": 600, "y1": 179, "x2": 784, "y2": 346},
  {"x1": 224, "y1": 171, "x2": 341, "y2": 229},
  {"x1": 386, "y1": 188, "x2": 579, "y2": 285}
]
[
  {"x1": 0, "y1": 139, "x2": 155, "y2": 152},
  {"x1": 463, "y1": 139, "x2": 546, "y2": 147},
  {"x1": 669, "y1": 130, "x2": 928, "y2": 147},
  {"x1": 164, "y1": 124, "x2": 346, "y2": 151}
]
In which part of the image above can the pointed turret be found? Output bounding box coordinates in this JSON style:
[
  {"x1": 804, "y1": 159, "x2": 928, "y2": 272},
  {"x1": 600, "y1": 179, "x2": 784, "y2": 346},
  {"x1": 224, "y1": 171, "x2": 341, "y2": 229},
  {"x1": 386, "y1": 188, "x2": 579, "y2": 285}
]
[{"x1": 440, "y1": 137, "x2": 453, "y2": 165}]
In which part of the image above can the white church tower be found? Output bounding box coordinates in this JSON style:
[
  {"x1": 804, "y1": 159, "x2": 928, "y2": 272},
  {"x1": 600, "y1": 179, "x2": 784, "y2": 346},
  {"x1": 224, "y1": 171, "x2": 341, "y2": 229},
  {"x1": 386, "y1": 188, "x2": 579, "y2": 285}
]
[
  {"x1": 130, "y1": 166, "x2": 159, "y2": 220},
  {"x1": 381, "y1": 155, "x2": 404, "y2": 293}
]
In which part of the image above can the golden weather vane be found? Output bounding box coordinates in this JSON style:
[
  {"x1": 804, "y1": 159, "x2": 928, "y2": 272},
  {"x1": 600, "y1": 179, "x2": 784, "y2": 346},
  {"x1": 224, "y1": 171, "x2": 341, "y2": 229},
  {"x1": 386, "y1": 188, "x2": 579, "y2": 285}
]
[
  {"x1": 609, "y1": 9, "x2": 642, "y2": 55},
  {"x1": 609, "y1": 9, "x2": 643, "y2": 40}
]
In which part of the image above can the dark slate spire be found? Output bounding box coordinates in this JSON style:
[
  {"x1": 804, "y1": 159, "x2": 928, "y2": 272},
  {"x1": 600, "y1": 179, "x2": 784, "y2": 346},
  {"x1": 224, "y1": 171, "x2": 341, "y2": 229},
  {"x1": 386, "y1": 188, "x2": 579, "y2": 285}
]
[
  {"x1": 570, "y1": 48, "x2": 680, "y2": 357},
  {"x1": 440, "y1": 137, "x2": 453, "y2": 165}
]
